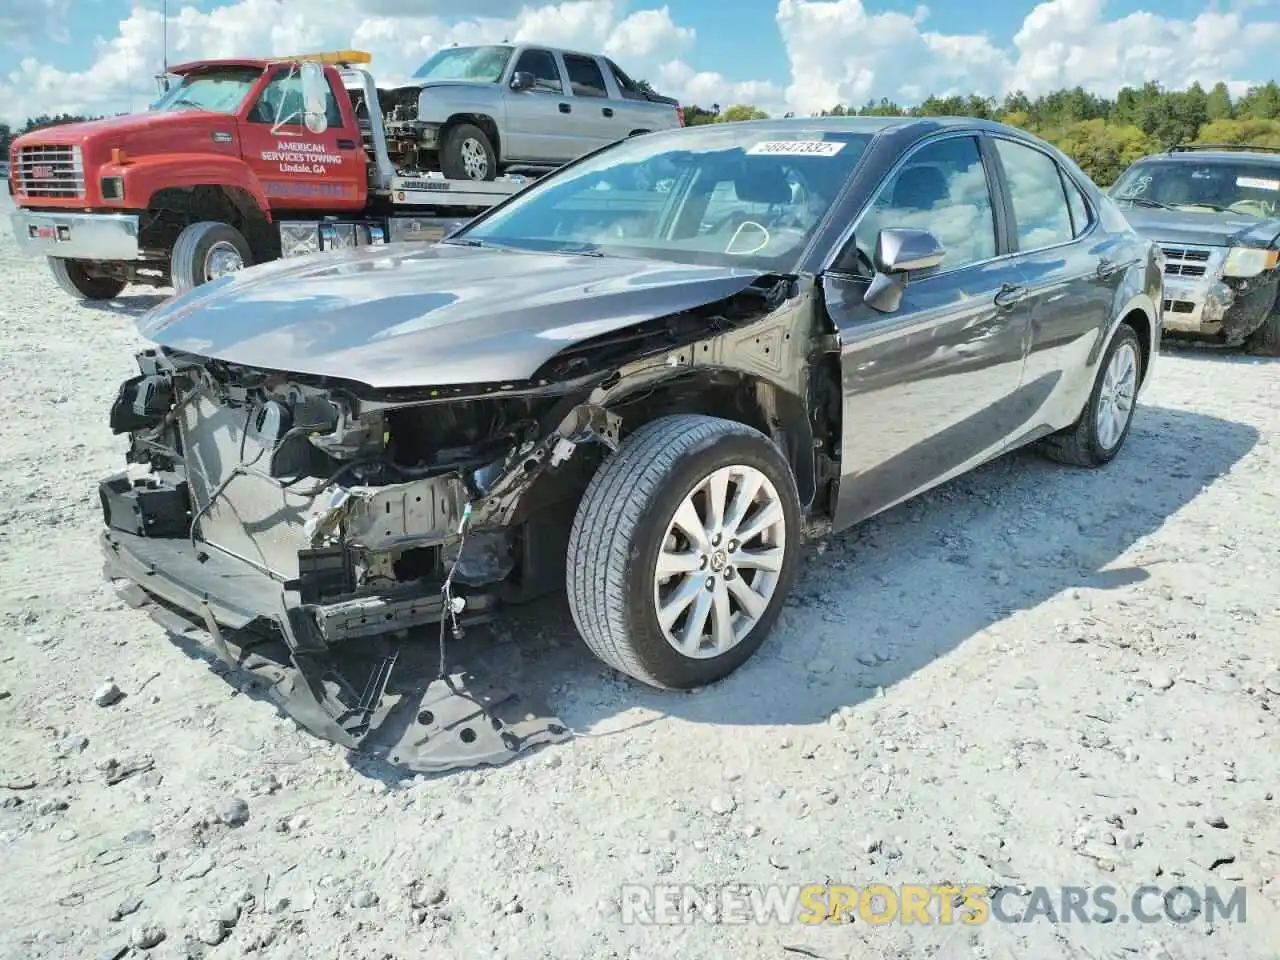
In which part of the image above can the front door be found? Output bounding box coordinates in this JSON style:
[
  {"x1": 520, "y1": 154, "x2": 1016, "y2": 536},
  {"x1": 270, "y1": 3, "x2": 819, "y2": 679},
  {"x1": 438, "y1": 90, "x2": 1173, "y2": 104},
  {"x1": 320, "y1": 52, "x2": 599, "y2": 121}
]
[
  {"x1": 500, "y1": 47, "x2": 578, "y2": 164},
  {"x1": 236, "y1": 65, "x2": 365, "y2": 210},
  {"x1": 825, "y1": 133, "x2": 1032, "y2": 529}
]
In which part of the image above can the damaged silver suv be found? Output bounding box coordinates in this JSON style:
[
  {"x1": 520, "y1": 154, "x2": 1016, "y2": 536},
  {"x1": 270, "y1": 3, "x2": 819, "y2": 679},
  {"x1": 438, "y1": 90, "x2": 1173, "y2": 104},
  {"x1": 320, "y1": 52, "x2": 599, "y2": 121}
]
[{"x1": 100, "y1": 117, "x2": 1162, "y2": 771}]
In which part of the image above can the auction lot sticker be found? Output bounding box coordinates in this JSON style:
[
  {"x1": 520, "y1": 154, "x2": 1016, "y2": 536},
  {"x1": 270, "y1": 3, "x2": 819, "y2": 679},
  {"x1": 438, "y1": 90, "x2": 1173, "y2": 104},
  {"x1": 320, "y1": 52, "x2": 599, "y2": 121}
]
[
  {"x1": 1237, "y1": 176, "x2": 1280, "y2": 191},
  {"x1": 747, "y1": 140, "x2": 845, "y2": 156}
]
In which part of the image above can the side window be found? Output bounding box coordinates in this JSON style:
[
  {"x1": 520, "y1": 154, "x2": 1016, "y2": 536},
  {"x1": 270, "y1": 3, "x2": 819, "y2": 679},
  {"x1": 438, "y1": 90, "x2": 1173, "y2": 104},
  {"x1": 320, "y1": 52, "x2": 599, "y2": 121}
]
[
  {"x1": 1062, "y1": 173, "x2": 1093, "y2": 237},
  {"x1": 514, "y1": 49, "x2": 563, "y2": 94},
  {"x1": 607, "y1": 59, "x2": 646, "y2": 101},
  {"x1": 994, "y1": 140, "x2": 1074, "y2": 250},
  {"x1": 563, "y1": 54, "x2": 608, "y2": 98},
  {"x1": 248, "y1": 69, "x2": 343, "y2": 128},
  {"x1": 853, "y1": 135, "x2": 997, "y2": 275}
]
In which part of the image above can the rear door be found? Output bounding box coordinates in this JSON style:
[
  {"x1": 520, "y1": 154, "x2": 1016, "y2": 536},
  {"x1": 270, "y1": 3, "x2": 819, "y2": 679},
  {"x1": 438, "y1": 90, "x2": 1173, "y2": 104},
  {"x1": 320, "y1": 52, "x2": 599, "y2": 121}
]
[
  {"x1": 559, "y1": 52, "x2": 625, "y2": 150},
  {"x1": 602, "y1": 57, "x2": 668, "y2": 135},
  {"x1": 500, "y1": 47, "x2": 577, "y2": 164},
  {"x1": 988, "y1": 136, "x2": 1130, "y2": 433},
  {"x1": 236, "y1": 65, "x2": 364, "y2": 210},
  {"x1": 824, "y1": 133, "x2": 1034, "y2": 529}
]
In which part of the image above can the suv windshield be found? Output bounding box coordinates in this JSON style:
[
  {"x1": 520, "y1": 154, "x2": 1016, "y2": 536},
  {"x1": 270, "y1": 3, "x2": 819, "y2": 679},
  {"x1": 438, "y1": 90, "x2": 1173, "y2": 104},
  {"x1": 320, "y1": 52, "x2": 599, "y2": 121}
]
[
  {"x1": 1111, "y1": 157, "x2": 1280, "y2": 219},
  {"x1": 152, "y1": 67, "x2": 263, "y2": 114},
  {"x1": 411, "y1": 46, "x2": 513, "y2": 82},
  {"x1": 452, "y1": 125, "x2": 873, "y2": 271}
]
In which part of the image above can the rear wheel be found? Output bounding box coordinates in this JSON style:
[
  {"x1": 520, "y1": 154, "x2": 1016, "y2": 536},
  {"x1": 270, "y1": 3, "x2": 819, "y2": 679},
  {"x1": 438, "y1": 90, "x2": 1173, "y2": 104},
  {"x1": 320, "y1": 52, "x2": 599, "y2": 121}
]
[
  {"x1": 567, "y1": 414, "x2": 802, "y2": 690},
  {"x1": 1039, "y1": 323, "x2": 1142, "y2": 467},
  {"x1": 440, "y1": 123, "x2": 496, "y2": 181},
  {"x1": 48, "y1": 258, "x2": 126, "y2": 301},
  {"x1": 170, "y1": 221, "x2": 252, "y2": 296}
]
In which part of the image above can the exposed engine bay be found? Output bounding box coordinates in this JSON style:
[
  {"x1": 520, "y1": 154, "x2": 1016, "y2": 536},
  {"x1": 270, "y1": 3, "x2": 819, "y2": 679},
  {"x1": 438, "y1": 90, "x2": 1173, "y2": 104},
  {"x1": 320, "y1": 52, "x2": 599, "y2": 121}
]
[{"x1": 97, "y1": 271, "x2": 815, "y2": 772}]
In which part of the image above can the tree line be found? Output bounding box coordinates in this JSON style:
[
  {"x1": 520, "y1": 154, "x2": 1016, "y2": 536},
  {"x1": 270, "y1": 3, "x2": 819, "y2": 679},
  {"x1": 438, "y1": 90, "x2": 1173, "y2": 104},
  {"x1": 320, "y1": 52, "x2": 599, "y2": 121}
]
[{"x1": 5, "y1": 79, "x2": 1280, "y2": 186}]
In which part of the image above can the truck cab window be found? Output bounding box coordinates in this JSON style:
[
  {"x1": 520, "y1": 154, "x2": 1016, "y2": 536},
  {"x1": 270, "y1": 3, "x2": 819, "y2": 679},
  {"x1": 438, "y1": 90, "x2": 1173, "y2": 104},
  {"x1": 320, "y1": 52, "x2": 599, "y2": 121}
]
[
  {"x1": 563, "y1": 55, "x2": 608, "y2": 98},
  {"x1": 513, "y1": 49, "x2": 563, "y2": 94},
  {"x1": 606, "y1": 59, "x2": 646, "y2": 101},
  {"x1": 248, "y1": 69, "x2": 344, "y2": 128}
]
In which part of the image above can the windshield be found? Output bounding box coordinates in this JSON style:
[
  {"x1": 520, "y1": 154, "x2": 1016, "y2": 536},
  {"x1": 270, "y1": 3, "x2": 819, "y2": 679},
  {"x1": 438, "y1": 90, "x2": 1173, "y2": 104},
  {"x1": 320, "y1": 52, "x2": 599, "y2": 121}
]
[
  {"x1": 411, "y1": 46, "x2": 513, "y2": 82},
  {"x1": 1111, "y1": 158, "x2": 1280, "y2": 219},
  {"x1": 452, "y1": 125, "x2": 874, "y2": 271},
  {"x1": 152, "y1": 67, "x2": 262, "y2": 114}
]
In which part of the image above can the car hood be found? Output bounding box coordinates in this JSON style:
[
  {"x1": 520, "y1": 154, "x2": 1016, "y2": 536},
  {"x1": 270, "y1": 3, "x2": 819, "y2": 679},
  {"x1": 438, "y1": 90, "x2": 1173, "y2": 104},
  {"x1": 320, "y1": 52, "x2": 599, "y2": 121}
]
[
  {"x1": 1119, "y1": 206, "x2": 1280, "y2": 249},
  {"x1": 138, "y1": 243, "x2": 768, "y2": 390}
]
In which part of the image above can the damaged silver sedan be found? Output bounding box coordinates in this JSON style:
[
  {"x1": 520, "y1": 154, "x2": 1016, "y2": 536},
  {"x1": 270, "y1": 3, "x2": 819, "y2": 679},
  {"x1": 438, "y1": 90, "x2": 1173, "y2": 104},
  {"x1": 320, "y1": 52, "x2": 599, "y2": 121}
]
[{"x1": 100, "y1": 117, "x2": 1164, "y2": 771}]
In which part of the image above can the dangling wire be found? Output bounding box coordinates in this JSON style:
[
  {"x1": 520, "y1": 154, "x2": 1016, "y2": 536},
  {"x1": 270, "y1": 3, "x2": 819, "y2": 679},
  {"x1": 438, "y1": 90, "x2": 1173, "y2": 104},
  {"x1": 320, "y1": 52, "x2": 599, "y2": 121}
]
[{"x1": 436, "y1": 500, "x2": 473, "y2": 680}]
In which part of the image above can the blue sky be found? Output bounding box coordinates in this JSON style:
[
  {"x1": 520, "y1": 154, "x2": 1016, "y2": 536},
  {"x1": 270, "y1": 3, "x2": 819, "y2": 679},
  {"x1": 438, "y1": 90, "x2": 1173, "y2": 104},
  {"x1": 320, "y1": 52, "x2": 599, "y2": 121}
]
[{"x1": 2, "y1": 0, "x2": 1278, "y2": 125}]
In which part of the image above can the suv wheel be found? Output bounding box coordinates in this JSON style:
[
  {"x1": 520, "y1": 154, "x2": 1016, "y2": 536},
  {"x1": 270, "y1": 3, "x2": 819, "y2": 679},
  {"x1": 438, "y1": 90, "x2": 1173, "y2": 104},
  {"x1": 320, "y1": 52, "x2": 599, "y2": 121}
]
[
  {"x1": 440, "y1": 123, "x2": 496, "y2": 181},
  {"x1": 1040, "y1": 322, "x2": 1142, "y2": 467},
  {"x1": 48, "y1": 258, "x2": 126, "y2": 301},
  {"x1": 1244, "y1": 304, "x2": 1280, "y2": 356},
  {"x1": 567, "y1": 414, "x2": 802, "y2": 690},
  {"x1": 170, "y1": 221, "x2": 252, "y2": 296}
]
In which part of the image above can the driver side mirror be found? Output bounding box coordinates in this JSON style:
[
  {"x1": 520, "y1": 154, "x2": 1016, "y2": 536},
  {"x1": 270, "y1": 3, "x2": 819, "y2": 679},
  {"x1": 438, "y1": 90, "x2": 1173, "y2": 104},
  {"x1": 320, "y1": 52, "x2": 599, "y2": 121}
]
[
  {"x1": 863, "y1": 227, "x2": 946, "y2": 313},
  {"x1": 299, "y1": 61, "x2": 330, "y2": 134},
  {"x1": 510, "y1": 71, "x2": 535, "y2": 92}
]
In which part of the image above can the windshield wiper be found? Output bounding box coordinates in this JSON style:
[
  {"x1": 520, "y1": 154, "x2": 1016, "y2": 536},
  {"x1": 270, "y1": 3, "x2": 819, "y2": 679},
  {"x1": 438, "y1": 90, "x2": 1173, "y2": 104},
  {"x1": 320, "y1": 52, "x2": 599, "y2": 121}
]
[{"x1": 1116, "y1": 194, "x2": 1174, "y2": 210}]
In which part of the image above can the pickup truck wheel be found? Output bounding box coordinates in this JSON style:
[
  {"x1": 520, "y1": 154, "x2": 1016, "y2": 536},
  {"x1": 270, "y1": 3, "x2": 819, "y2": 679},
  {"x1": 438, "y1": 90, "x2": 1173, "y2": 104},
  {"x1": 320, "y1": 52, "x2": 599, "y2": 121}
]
[
  {"x1": 440, "y1": 123, "x2": 496, "y2": 181},
  {"x1": 567, "y1": 414, "x2": 801, "y2": 690},
  {"x1": 48, "y1": 258, "x2": 126, "y2": 300},
  {"x1": 170, "y1": 221, "x2": 252, "y2": 295},
  {"x1": 1039, "y1": 322, "x2": 1142, "y2": 467}
]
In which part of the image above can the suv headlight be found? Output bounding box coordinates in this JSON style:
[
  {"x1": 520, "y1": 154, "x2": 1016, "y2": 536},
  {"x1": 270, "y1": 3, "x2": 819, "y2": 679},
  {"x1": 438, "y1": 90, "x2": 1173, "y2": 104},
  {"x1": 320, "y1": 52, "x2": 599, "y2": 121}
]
[{"x1": 1222, "y1": 247, "x2": 1280, "y2": 278}]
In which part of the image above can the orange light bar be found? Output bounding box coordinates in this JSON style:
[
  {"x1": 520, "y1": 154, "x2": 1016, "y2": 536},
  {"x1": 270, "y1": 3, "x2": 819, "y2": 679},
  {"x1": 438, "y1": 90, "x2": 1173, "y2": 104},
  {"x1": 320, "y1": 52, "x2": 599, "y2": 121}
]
[{"x1": 275, "y1": 50, "x2": 372, "y2": 65}]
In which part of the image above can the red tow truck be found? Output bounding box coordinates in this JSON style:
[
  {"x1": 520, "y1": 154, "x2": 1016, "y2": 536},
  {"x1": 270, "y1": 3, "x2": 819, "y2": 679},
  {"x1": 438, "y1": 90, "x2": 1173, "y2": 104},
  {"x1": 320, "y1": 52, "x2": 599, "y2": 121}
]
[{"x1": 5, "y1": 51, "x2": 535, "y2": 301}]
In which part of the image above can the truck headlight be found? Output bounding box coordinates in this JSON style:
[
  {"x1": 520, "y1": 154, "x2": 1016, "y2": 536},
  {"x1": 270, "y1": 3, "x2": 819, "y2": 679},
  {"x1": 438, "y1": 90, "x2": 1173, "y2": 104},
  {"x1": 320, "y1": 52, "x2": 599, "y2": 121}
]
[{"x1": 1222, "y1": 247, "x2": 1280, "y2": 278}]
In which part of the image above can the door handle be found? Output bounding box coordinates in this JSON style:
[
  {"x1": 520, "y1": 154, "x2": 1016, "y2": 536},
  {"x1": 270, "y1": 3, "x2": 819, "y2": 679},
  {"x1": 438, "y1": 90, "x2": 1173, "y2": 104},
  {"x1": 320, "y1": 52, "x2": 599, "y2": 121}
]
[
  {"x1": 994, "y1": 283, "x2": 1027, "y2": 310},
  {"x1": 602, "y1": 107, "x2": 614, "y2": 117},
  {"x1": 336, "y1": 139, "x2": 357, "y2": 150},
  {"x1": 558, "y1": 102, "x2": 571, "y2": 113}
]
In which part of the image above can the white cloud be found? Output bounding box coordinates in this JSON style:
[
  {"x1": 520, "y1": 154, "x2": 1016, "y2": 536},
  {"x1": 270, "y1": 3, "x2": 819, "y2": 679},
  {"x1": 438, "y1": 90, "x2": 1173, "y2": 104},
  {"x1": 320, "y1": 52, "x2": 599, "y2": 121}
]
[
  {"x1": 776, "y1": 0, "x2": 1280, "y2": 116},
  {"x1": 1, "y1": 0, "x2": 1278, "y2": 126}
]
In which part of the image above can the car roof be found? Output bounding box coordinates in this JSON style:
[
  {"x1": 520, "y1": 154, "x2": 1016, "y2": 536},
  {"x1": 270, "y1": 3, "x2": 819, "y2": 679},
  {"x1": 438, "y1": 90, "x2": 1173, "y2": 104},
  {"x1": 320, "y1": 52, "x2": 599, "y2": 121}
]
[{"x1": 667, "y1": 114, "x2": 1047, "y2": 141}]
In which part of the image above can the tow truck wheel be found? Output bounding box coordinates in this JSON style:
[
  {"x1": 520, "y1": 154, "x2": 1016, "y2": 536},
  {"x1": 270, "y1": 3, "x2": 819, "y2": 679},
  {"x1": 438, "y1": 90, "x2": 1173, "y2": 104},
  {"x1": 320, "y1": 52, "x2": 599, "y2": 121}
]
[
  {"x1": 567, "y1": 414, "x2": 802, "y2": 690},
  {"x1": 440, "y1": 123, "x2": 496, "y2": 182},
  {"x1": 170, "y1": 221, "x2": 253, "y2": 296},
  {"x1": 48, "y1": 258, "x2": 126, "y2": 301}
]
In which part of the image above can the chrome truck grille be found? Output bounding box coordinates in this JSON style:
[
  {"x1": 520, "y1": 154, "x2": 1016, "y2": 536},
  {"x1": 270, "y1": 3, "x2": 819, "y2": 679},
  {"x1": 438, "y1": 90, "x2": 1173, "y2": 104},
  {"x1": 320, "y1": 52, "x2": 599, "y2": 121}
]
[
  {"x1": 15, "y1": 144, "x2": 86, "y2": 198},
  {"x1": 1160, "y1": 244, "x2": 1212, "y2": 278}
]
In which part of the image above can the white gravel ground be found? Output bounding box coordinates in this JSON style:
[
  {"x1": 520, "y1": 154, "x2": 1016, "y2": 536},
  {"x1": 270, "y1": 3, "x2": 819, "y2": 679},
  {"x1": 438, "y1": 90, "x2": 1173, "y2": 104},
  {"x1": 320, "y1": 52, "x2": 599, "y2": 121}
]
[{"x1": 2, "y1": 192, "x2": 1279, "y2": 960}]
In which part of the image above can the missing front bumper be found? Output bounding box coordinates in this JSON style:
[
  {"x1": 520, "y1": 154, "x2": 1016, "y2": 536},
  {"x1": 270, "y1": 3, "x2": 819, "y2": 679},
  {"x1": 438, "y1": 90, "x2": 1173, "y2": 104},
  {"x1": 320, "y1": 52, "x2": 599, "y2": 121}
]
[{"x1": 100, "y1": 528, "x2": 572, "y2": 772}]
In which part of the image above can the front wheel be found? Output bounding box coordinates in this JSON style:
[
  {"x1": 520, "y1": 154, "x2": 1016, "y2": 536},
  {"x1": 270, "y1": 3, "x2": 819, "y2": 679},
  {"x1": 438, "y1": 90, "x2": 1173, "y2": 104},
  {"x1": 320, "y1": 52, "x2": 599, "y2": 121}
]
[
  {"x1": 566, "y1": 414, "x2": 802, "y2": 690},
  {"x1": 439, "y1": 123, "x2": 497, "y2": 181},
  {"x1": 170, "y1": 221, "x2": 252, "y2": 296},
  {"x1": 1243, "y1": 306, "x2": 1280, "y2": 356},
  {"x1": 48, "y1": 258, "x2": 126, "y2": 301},
  {"x1": 1039, "y1": 322, "x2": 1142, "y2": 467}
]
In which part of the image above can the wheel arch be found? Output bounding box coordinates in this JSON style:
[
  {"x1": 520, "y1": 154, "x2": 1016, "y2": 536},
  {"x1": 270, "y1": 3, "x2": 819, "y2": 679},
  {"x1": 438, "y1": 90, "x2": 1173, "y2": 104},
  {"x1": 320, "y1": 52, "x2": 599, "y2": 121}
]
[
  {"x1": 597, "y1": 366, "x2": 818, "y2": 510},
  {"x1": 142, "y1": 184, "x2": 276, "y2": 262},
  {"x1": 442, "y1": 113, "x2": 502, "y2": 161}
]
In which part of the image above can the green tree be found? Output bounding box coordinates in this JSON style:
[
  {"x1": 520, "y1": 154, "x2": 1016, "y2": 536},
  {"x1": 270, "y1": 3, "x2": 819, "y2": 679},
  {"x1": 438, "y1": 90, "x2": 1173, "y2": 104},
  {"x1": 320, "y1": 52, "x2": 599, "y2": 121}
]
[
  {"x1": 1194, "y1": 118, "x2": 1280, "y2": 149},
  {"x1": 1035, "y1": 119, "x2": 1157, "y2": 185},
  {"x1": 719, "y1": 104, "x2": 769, "y2": 122},
  {"x1": 1206, "y1": 82, "x2": 1234, "y2": 121},
  {"x1": 1238, "y1": 81, "x2": 1280, "y2": 120}
]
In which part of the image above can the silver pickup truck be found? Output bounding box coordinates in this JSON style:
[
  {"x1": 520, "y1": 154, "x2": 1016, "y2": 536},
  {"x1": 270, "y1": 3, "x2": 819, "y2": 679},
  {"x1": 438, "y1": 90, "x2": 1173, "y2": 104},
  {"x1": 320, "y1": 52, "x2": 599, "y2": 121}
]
[{"x1": 379, "y1": 43, "x2": 684, "y2": 181}]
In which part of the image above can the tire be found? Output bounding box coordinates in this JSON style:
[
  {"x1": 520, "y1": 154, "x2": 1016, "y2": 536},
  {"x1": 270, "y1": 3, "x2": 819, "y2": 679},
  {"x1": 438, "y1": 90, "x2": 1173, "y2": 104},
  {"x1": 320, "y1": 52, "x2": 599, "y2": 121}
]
[
  {"x1": 48, "y1": 258, "x2": 126, "y2": 301},
  {"x1": 439, "y1": 123, "x2": 497, "y2": 181},
  {"x1": 1039, "y1": 322, "x2": 1143, "y2": 467},
  {"x1": 567, "y1": 414, "x2": 802, "y2": 690},
  {"x1": 170, "y1": 221, "x2": 252, "y2": 296},
  {"x1": 1243, "y1": 307, "x2": 1280, "y2": 357}
]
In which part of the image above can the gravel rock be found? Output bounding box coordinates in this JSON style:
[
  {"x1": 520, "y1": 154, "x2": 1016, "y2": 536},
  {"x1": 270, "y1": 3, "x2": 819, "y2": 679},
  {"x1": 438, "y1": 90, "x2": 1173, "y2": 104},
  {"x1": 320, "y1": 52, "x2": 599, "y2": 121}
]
[
  {"x1": 350, "y1": 890, "x2": 379, "y2": 909},
  {"x1": 93, "y1": 682, "x2": 123, "y2": 707},
  {"x1": 215, "y1": 796, "x2": 249, "y2": 827},
  {"x1": 128, "y1": 923, "x2": 165, "y2": 950}
]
